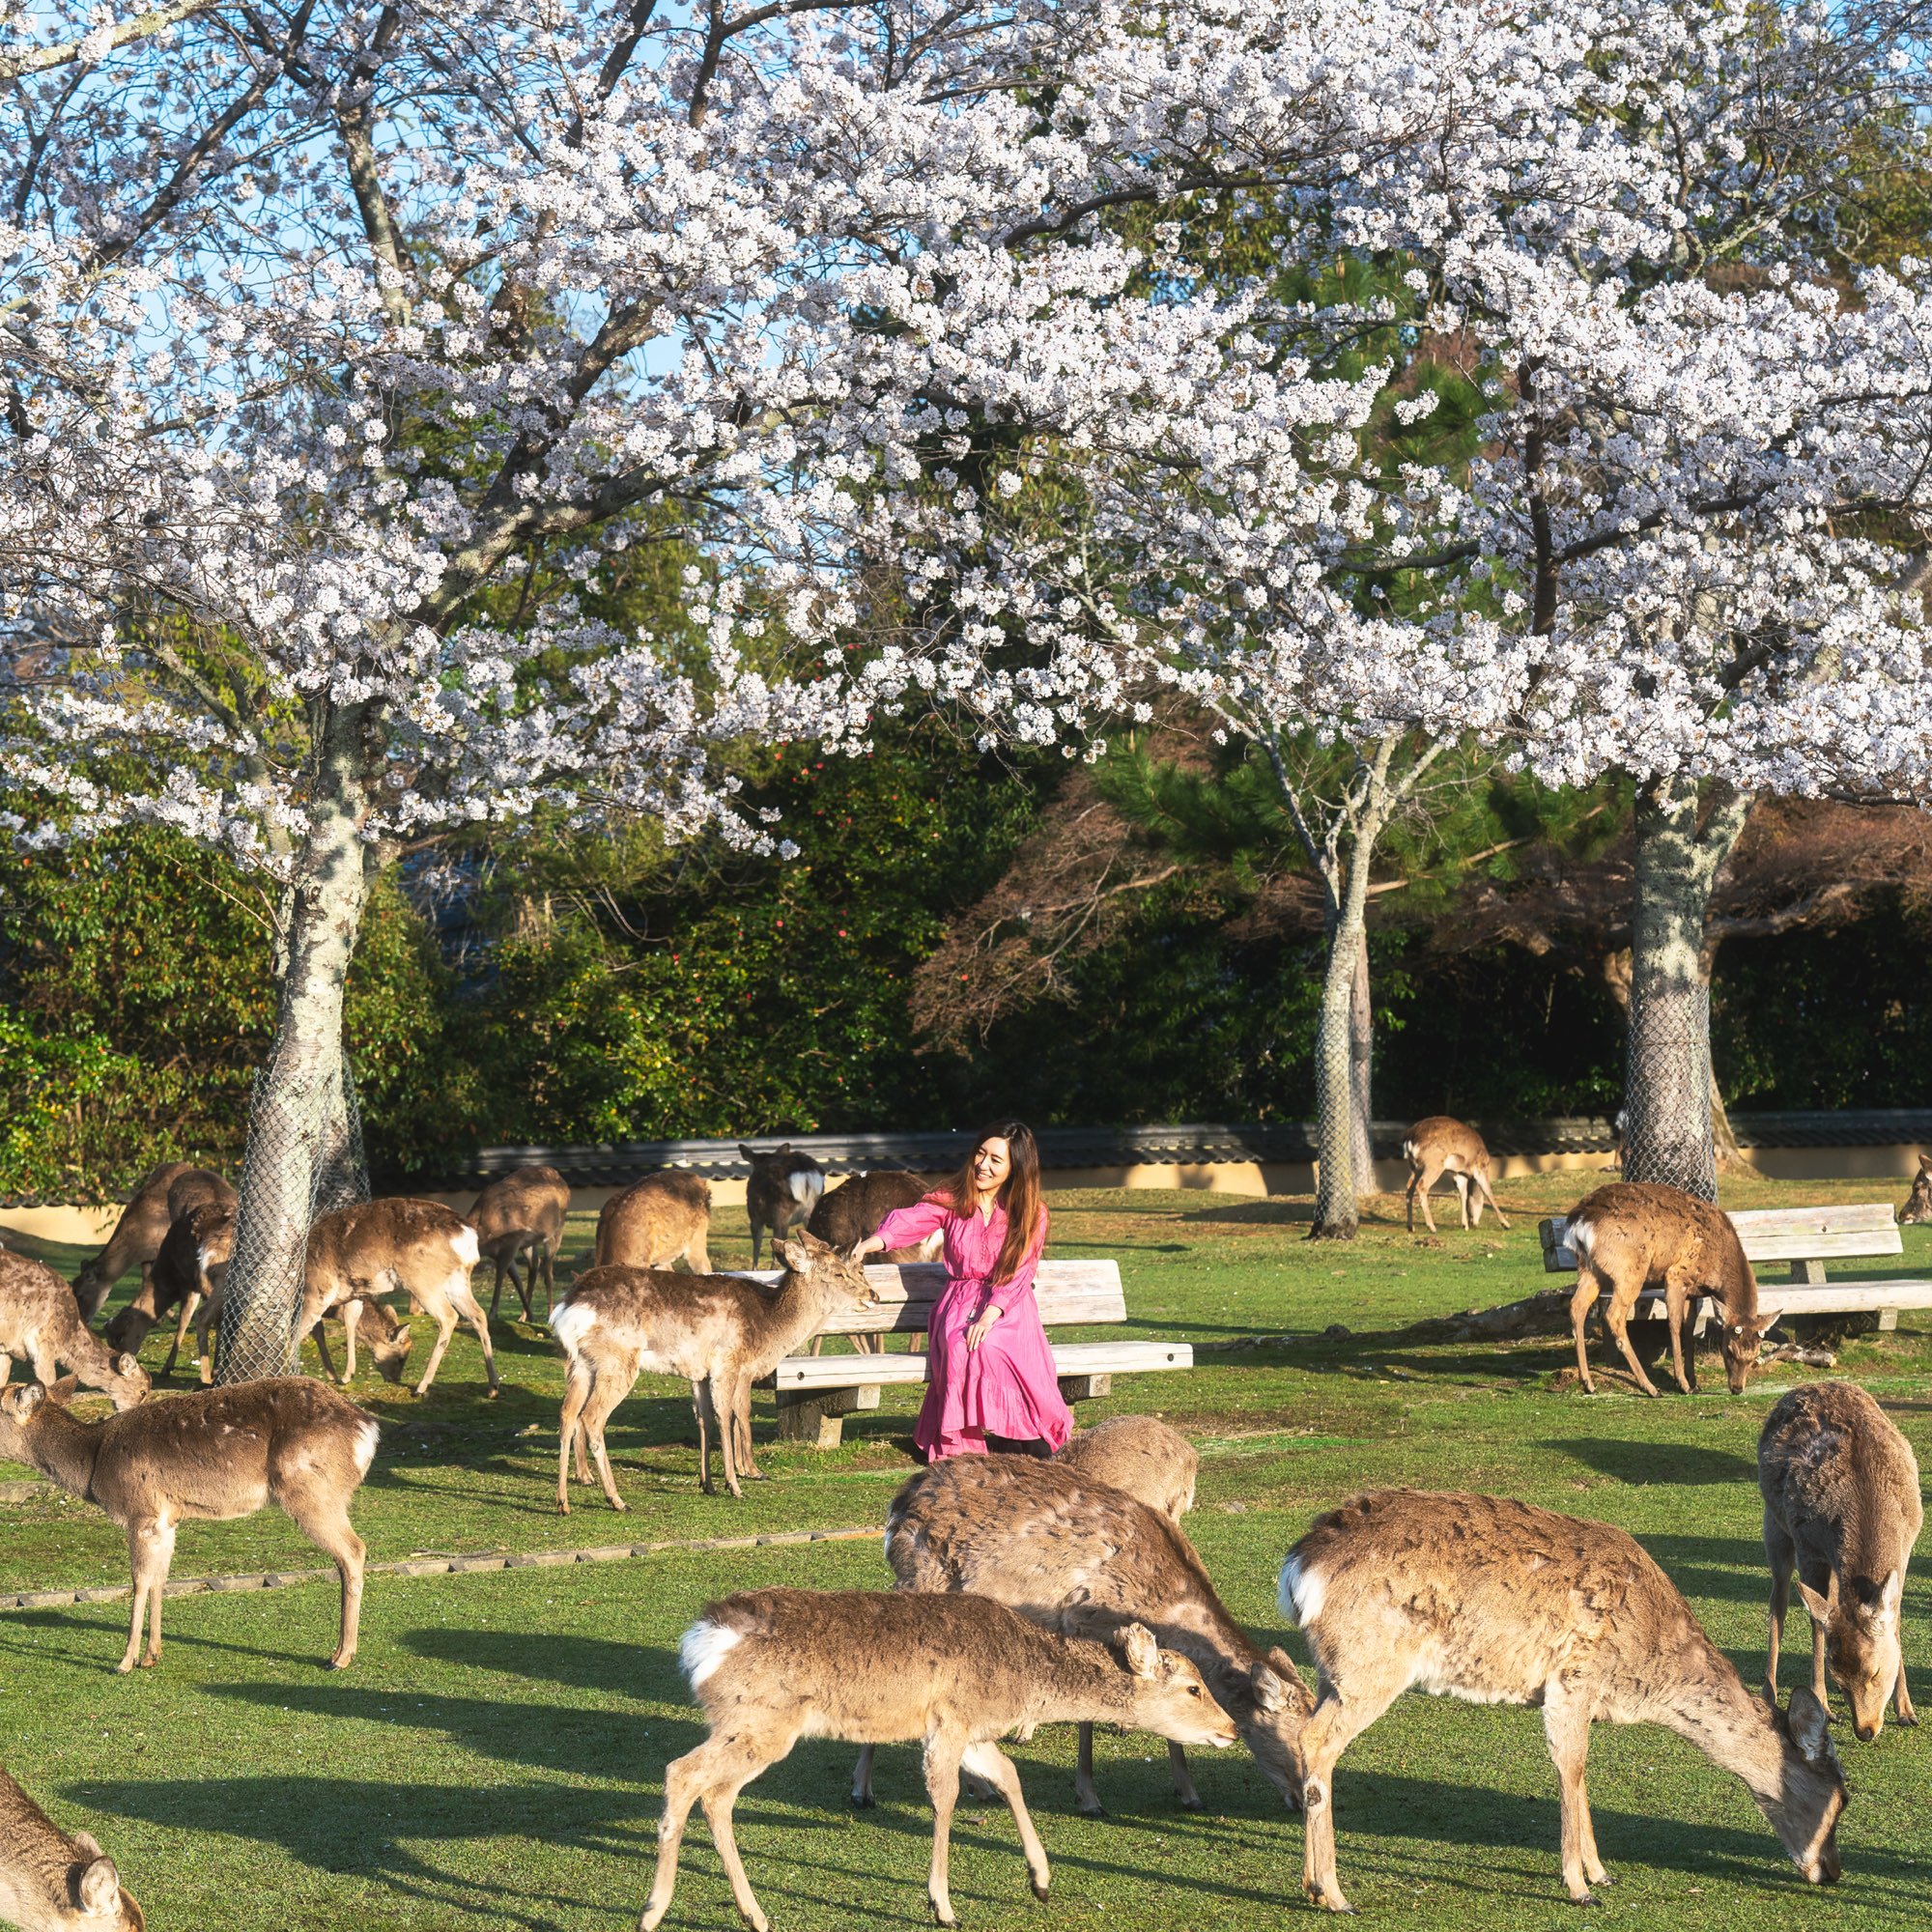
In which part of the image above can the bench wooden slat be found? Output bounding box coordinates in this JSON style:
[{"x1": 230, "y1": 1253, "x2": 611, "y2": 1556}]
[
  {"x1": 1724, "y1": 1203, "x2": 1900, "y2": 1236},
  {"x1": 760, "y1": 1338, "x2": 1194, "y2": 1394},
  {"x1": 728, "y1": 1260, "x2": 1125, "y2": 1334}
]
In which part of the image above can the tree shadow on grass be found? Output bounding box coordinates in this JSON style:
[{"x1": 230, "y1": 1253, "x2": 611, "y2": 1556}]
[{"x1": 1543, "y1": 1436, "x2": 1760, "y2": 1487}]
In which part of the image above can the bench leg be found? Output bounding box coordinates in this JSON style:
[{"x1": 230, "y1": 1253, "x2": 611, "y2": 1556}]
[
  {"x1": 1058, "y1": 1374, "x2": 1113, "y2": 1404},
  {"x1": 774, "y1": 1383, "x2": 881, "y2": 1449},
  {"x1": 1879, "y1": 1308, "x2": 1899, "y2": 1331}
]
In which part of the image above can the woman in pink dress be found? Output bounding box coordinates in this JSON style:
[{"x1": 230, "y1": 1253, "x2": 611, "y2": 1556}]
[{"x1": 857, "y1": 1120, "x2": 1072, "y2": 1462}]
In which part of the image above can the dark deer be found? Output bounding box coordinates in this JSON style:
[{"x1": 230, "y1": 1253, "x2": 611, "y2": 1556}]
[
  {"x1": 806, "y1": 1170, "x2": 939, "y2": 1353},
  {"x1": 69, "y1": 1163, "x2": 201, "y2": 1323},
  {"x1": 738, "y1": 1144, "x2": 825, "y2": 1265},
  {"x1": 1900, "y1": 1152, "x2": 1932, "y2": 1225}
]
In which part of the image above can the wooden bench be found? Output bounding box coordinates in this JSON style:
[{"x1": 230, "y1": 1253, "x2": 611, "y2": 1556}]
[
  {"x1": 1538, "y1": 1201, "x2": 1930, "y2": 1335},
  {"x1": 743, "y1": 1260, "x2": 1192, "y2": 1447}
]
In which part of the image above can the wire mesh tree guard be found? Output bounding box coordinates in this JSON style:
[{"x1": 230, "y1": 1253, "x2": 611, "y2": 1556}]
[
  {"x1": 214, "y1": 1061, "x2": 370, "y2": 1384},
  {"x1": 1620, "y1": 982, "x2": 1718, "y2": 1203}
]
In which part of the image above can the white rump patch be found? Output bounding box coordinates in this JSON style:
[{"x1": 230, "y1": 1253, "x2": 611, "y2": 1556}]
[
  {"x1": 680, "y1": 1618, "x2": 743, "y2": 1691},
  {"x1": 789, "y1": 1171, "x2": 825, "y2": 1207},
  {"x1": 1402, "y1": 1139, "x2": 1416, "y2": 1163},
  {"x1": 1278, "y1": 1555, "x2": 1324, "y2": 1628},
  {"x1": 551, "y1": 1301, "x2": 597, "y2": 1355},
  {"x1": 1569, "y1": 1219, "x2": 1596, "y2": 1260},
  {"x1": 353, "y1": 1417, "x2": 380, "y2": 1476},
  {"x1": 452, "y1": 1223, "x2": 481, "y2": 1267}
]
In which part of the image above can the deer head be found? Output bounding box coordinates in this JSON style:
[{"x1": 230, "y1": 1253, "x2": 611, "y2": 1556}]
[{"x1": 1798, "y1": 1569, "x2": 1907, "y2": 1743}]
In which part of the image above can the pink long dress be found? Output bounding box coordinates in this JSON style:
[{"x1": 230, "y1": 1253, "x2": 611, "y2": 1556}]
[{"x1": 872, "y1": 1195, "x2": 1073, "y2": 1461}]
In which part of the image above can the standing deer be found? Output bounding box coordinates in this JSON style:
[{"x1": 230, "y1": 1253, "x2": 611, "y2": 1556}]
[
  {"x1": 101, "y1": 1177, "x2": 239, "y2": 1357},
  {"x1": 0, "y1": 1376, "x2": 378, "y2": 1674},
  {"x1": 550, "y1": 1231, "x2": 879, "y2": 1506},
  {"x1": 1900, "y1": 1151, "x2": 1932, "y2": 1225},
  {"x1": 69, "y1": 1162, "x2": 201, "y2": 1323},
  {"x1": 0, "y1": 1765, "x2": 144, "y2": 1931},
  {"x1": 861, "y1": 1452, "x2": 1311, "y2": 1817},
  {"x1": 593, "y1": 1172, "x2": 712, "y2": 1273},
  {"x1": 738, "y1": 1143, "x2": 825, "y2": 1265},
  {"x1": 806, "y1": 1170, "x2": 941, "y2": 1353},
  {"x1": 1565, "y1": 1181, "x2": 1774, "y2": 1397},
  {"x1": 1281, "y1": 1489, "x2": 1846, "y2": 1912},
  {"x1": 466, "y1": 1166, "x2": 571, "y2": 1320},
  {"x1": 1759, "y1": 1380, "x2": 1922, "y2": 1742},
  {"x1": 638, "y1": 1588, "x2": 1236, "y2": 1932},
  {"x1": 0, "y1": 1252, "x2": 149, "y2": 1410},
  {"x1": 1403, "y1": 1117, "x2": 1510, "y2": 1235},
  {"x1": 296, "y1": 1199, "x2": 493, "y2": 1399},
  {"x1": 147, "y1": 1203, "x2": 235, "y2": 1379},
  {"x1": 1054, "y1": 1414, "x2": 1199, "y2": 1520}
]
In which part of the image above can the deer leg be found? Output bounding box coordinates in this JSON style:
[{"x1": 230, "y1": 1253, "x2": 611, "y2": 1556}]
[
  {"x1": 582, "y1": 1369, "x2": 635, "y2": 1514},
  {"x1": 1895, "y1": 1656, "x2": 1918, "y2": 1726},
  {"x1": 1662, "y1": 1273, "x2": 1694, "y2": 1395},
  {"x1": 960, "y1": 1740, "x2": 1051, "y2": 1902},
  {"x1": 1475, "y1": 1171, "x2": 1510, "y2": 1229},
  {"x1": 750, "y1": 1219, "x2": 763, "y2": 1267},
  {"x1": 1544, "y1": 1689, "x2": 1608, "y2": 1902},
  {"x1": 1764, "y1": 1519, "x2": 1795, "y2": 1703},
  {"x1": 1452, "y1": 1171, "x2": 1472, "y2": 1231},
  {"x1": 557, "y1": 1359, "x2": 595, "y2": 1513},
  {"x1": 1602, "y1": 1287, "x2": 1661, "y2": 1398},
  {"x1": 309, "y1": 1314, "x2": 343, "y2": 1385},
  {"x1": 1415, "y1": 1162, "x2": 1443, "y2": 1236},
  {"x1": 281, "y1": 1491, "x2": 366, "y2": 1670},
  {"x1": 160, "y1": 1291, "x2": 200, "y2": 1378},
  {"x1": 852, "y1": 1743, "x2": 877, "y2": 1808},
  {"x1": 516, "y1": 1243, "x2": 537, "y2": 1321},
  {"x1": 1297, "y1": 1682, "x2": 1392, "y2": 1915},
  {"x1": 923, "y1": 1732, "x2": 967, "y2": 1927},
  {"x1": 410, "y1": 1302, "x2": 461, "y2": 1398},
  {"x1": 1073, "y1": 1721, "x2": 1102, "y2": 1815},
  {"x1": 730, "y1": 1369, "x2": 761, "y2": 1481},
  {"x1": 195, "y1": 1302, "x2": 217, "y2": 1384},
  {"x1": 447, "y1": 1279, "x2": 499, "y2": 1397},
  {"x1": 338, "y1": 1298, "x2": 364, "y2": 1382},
  {"x1": 692, "y1": 1379, "x2": 716, "y2": 1495},
  {"x1": 120, "y1": 1514, "x2": 177, "y2": 1673},
  {"x1": 540, "y1": 1241, "x2": 557, "y2": 1322},
  {"x1": 1168, "y1": 1740, "x2": 1202, "y2": 1808},
  {"x1": 1569, "y1": 1276, "x2": 1602, "y2": 1396},
  {"x1": 713, "y1": 1375, "x2": 744, "y2": 1500},
  {"x1": 1405, "y1": 1168, "x2": 1420, "y2": 1234},
  {"x1": 1804, "y1": 1571, "x2": 1832, "y2": 1704},
  {"x1": 640, "y1": 1734, "x2": 776, "y2": 1932}
]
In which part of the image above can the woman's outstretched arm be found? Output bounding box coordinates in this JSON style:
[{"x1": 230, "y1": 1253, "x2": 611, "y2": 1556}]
[{"x1": 855, "y1": 1196, "x2": 950, "y2": 1259}]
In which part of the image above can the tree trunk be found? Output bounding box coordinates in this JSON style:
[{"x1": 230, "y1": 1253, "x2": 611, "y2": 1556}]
[
  {"x1": 1623, "y1": 779, "x2": 1751, "y2": 1204},
  {"x1": 1348, "y1": 931, "x2": 1376, "y2": 1199},
  {"x1": 215, "y1": 699, "x2": 378, "y2": 1382}
]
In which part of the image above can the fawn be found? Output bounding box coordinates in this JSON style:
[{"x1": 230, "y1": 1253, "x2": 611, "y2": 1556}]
[
  {"x1": 639, "y1": 1587, "x2": 1235, "y2": 1932},
  {"x1": 1280, "y1": 1489, "x2": 1846, "y2": 1911},
  {"x1": 466, "y1": 1165, "x2": 571, "y2": 1321}
]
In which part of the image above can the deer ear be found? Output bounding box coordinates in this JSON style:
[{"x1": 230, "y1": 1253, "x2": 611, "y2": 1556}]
[
  {"x1": 1252, "y1": 1662, "x2": 1286, "y2": 1714},
  {"x1": 75, "y1": 1853, "x2": 122, "y2": 1913},
  {"x1": 738, "y1": 1145, "x2": 756, "y2": 1162},
  {"x1": 1266, "y1": 1646, "x2": 1315, "y2": 1709},
  {"x1": 770, "y1": 1238, "x2": 809, "y2": 1273},
  {"x1": 1879, "y1": 1569, "x2": 1903, "y2": 1618},
  {"x1": 1796, "y1": 1578, "x2": 1833, "y2": 1623},
  {"x1": 70, "y1": 1833, "x2": 102, "y2": 1861},
  {"x1": 48, "y1": 1375, "x2": 79, "y2": 1406},
  {"x1": 115, "y1": 1353, "x2": 142, "y2": 1379},
  {"x1": 1120, "y1": 1624, "x2": 1160, "y2": 1679},
  {"x1": 1786, "y1": 1686, "x2": 1835, "y2": 1762}
]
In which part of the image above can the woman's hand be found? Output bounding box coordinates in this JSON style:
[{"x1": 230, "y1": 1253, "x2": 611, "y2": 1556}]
[
  {"x1": 852, "y1": 1234, "x2": 886, "y2": 1261},
  {"x1": 965, "y1": 1303, "x2": 1004, "y2": 1351}
]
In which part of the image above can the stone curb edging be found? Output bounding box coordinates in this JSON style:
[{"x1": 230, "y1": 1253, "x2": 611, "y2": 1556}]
[{"x1": 0, "y1": 1524, "x2": 879, "y2": 1612}]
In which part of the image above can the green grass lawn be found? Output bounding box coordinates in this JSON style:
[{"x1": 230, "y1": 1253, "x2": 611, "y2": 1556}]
[{"x1": 3, "y1": 1175, "x2": 1929, "y2": 1928}]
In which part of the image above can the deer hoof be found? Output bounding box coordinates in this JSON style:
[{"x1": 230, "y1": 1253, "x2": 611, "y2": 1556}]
[
  {"x1": 1571, "y1": 1892, "x2": 1601, "y2": 1909},
  {"x1": 850, "y1": 1792, "x2": 875, "y2": 1810},
  {"x1": 115, "y1": 1659, "x2": 136, "y2": 1676},
  {"x1": 1030, "y1": 1876, "x2": 1050, "y2": 1902}
]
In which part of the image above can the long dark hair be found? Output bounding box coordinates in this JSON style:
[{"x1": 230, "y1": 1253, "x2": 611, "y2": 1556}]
[{"x1": 932, "y1": 1120, "x2": 1046, "y2": 1287}]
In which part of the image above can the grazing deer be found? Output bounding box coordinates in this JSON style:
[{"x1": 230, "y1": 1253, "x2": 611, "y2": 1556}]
[
  {"x1": 1900, "y1": 1151, "x2": 1932, "y2": 1225},
  {"x1": 296, "y1": 1199, "x2": 491, "y2": 1399},
  {"x1": 806, "y1": 1170, "x2": 941, "y2": 1354},
  {"x1": 69, "y1": 1162, "x2": 200, "y2": 1323},
  {"x1": 1403, "y1": 1117, "x2": 1510, "y2": 1235},
  {"x1": 0, "y1": 1252, "x2": 149, "y2": 1410},
  {"x1": 1759, "y1": 1380, "x2": 1923, "y2": 1742},
  {"x1": 550, "y1": 1231, "x2": 879, "y2": 1506},
  {"x1": 1280, "y1": 1489, "x2": 1846, "y2": 1912},
  {"x1": 738, "y1": 1143, "x2": 826, "y2": 1265},
  {"x1": 862, "y1": 1452, "x2": 1311, "y2": 1818},
  {"x1": 1566, "y1": 1181, "x2": 1773, "y2": 1397},
  {"x1": 0, "y1": 1376, "x2": 378, "y2": 1674},
  {"x1": 466, "y1": 1166, "x2": 571, "y2": 1321},
  {"x1": 639, "y1": 1588, "x2": 1236, "y2": 1932},
  {"x1": 0, "y1": 1764, "x2": 144, "y2": 1931},
  {"x1": 1054, "y1": 1414, "x2": 1199, "y2": 1520},
  {"x1": 166, "y1": 1224, "x2": 410, "y2": 1390},
  {"x1": 101, "y1": 1177, "x2": 238, "y2": 1358},
  {"x1": 164, "y1": 1168, "x2": 236, "y2": 1225},
  {"x1": 593, "y1": 1172, "x2": 712, "y2": 1274}
]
